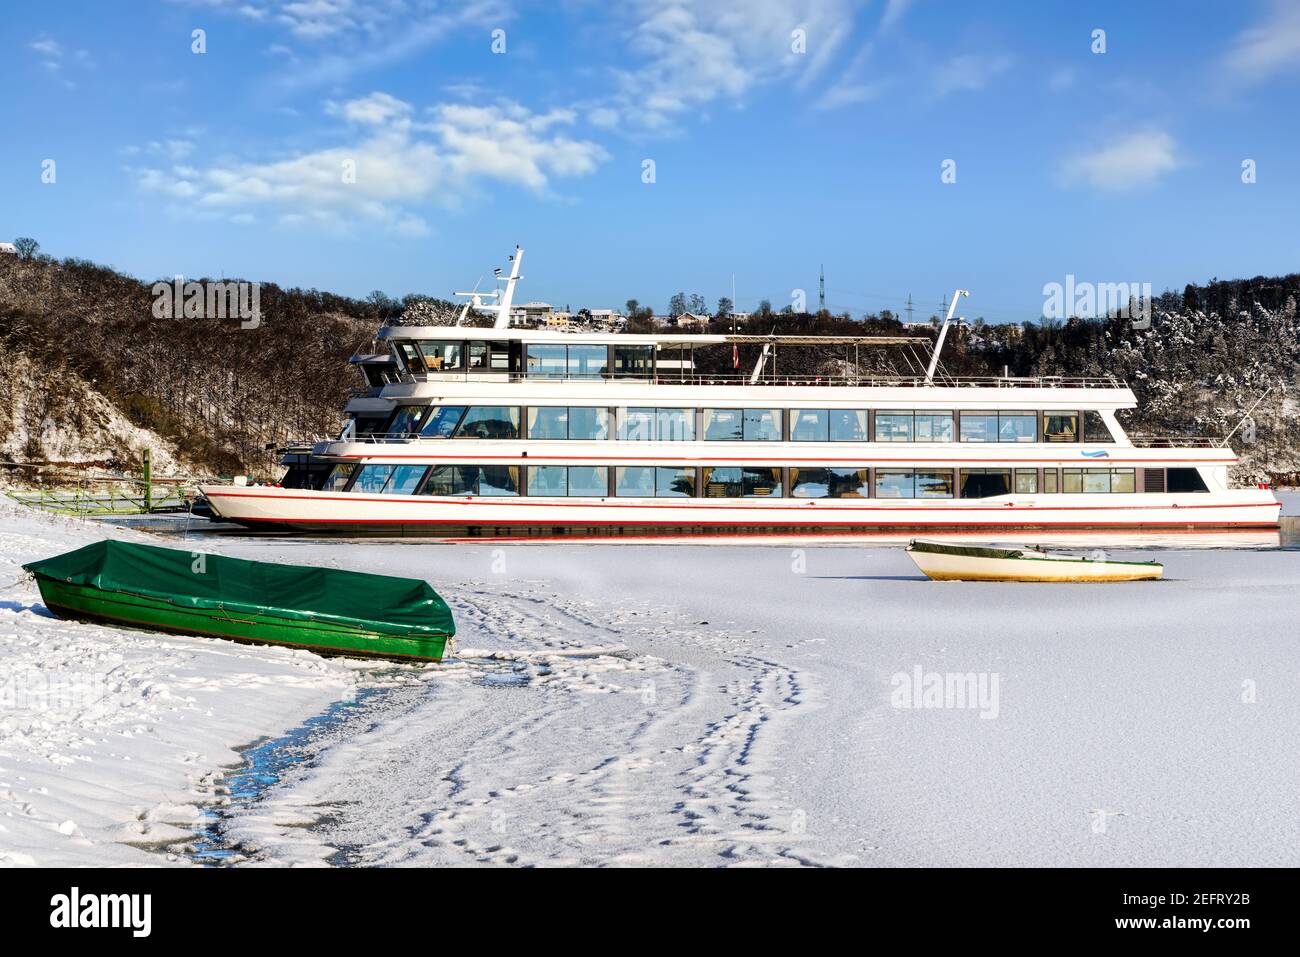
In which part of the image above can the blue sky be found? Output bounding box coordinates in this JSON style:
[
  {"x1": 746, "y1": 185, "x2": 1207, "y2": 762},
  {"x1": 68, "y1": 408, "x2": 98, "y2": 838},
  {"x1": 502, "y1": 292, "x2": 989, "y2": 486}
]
[{"x1": 3, "y1": 0, "x2": 1299, "y2": 322}]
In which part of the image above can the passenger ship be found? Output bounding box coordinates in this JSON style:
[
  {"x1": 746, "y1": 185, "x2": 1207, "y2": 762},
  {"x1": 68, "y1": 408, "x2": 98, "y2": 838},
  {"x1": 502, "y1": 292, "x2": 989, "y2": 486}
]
[{"x1": 198, "y1": 247, "x2": 1281, "y2": 537}]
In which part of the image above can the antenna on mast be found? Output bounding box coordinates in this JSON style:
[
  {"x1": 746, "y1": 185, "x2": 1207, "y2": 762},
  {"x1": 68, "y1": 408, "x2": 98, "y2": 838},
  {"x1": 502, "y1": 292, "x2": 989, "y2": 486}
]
[{"x1": 925, "y1": 288, "x2": 969, "y2": 384}]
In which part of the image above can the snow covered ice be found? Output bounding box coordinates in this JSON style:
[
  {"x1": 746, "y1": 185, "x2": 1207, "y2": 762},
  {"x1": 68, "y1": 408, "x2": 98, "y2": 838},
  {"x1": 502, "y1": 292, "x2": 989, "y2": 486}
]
[{"x1": 2, "y1": 497, "x2": 1298, "y2": 866}]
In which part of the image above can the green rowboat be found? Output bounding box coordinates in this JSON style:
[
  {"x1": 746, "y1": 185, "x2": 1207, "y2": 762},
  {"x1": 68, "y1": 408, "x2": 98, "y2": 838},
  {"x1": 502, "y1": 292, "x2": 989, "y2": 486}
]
[{"x1": 23, "y1": 540, "x2": 455, "y2": 662}]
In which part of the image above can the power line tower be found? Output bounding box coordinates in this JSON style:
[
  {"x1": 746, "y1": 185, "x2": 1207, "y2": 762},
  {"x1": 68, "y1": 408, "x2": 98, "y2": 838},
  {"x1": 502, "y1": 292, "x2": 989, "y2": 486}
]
[
  {"x1": 818, "y1": 264, "x2": 825, "y2": 312},
  {"x1": 906, "y1": 293, "x2": 914, "y2": 326}
]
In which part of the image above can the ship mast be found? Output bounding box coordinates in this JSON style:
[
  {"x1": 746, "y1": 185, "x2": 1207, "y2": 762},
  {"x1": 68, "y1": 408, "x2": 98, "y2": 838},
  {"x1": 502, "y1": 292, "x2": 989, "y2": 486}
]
[{"x1": 925, "y1": 288, "x2": 969, "y2": 385}]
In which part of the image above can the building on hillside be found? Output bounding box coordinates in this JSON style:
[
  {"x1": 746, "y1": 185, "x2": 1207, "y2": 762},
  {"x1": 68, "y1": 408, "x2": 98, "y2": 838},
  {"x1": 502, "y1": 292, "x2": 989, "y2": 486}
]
[
  {"x1": 674, "y1": 312, "x2": 711, "y2": 329},
  {"x1": 0, "y1": 243, "x2": 17, "y2": 256},
  {"x1": 509, "y1": 300, "x2": 554, "y2": 326},
  {"x1": 587, "y1": 309, "x2": 626, "y2": 329}
]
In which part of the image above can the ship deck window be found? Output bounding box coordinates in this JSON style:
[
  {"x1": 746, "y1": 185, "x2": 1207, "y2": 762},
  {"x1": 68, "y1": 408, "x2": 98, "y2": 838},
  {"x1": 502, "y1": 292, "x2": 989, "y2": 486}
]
[
  {"x1": 453, "y1": 406, "x2": 521, "y2": 439},
  {"x1": 613, "y1": 345, "x2": 654, "y2": 379},
  {"x1": 701, "y1": 467, "x2": 783, "y2": 498},
  {"x1": 349, "y1": 464, "x2": 429, "y2": 495},
  {"x1": 321, "y1": 463, "x2": 356, "y2": 492},
  {"x1": 744, "y1": 408, "x2": 783, "y2": 441},
  {"x1": 702, "y1": 408, "x2": 743, "y2": 441},
  {"x1": 791, "y1": 467, "x2": 869, "y2": 498},
  {"x1": 528, "y1": 406, "x2": 610, "y2": 440},
  {"x1": 615, "y1": 466, "x2": 695, "y2": 497},
  {"x1": 1083, "y1": 410, "x2": 1115, "y2": 443},
  {"x1": 916, "y1": 470, "x2": 955, "y2": 498},
  {"x1": 1061, "y1": 468, "x2": 1135, "y2": 493},
  {"x1": 418, "y1": 340, "x2": 463, "y2": 371},
  {"x1": 875, "y1": 412, "x2": 914, "y2": 442},
  {"x1": 874, "y1": 468, "x2": 916, "y2": 498},
  {"x1": 959, "y1": 412, "x2": 999, "y2": 443},
  {"x1": 1043, "y1": 411, "x2": 1079, "y2": 443},
  {"x1": 790, "y1": 409, "x2": 829, "y2": 442},
  {"x1": 420, "y1": 406, "x2": 467, "y2": 438},
  {"x1": 1043, "y1": 468, "x2": 1059, "y2": 493},
  {"x1": 422, "y1": 465, "x2": 519, "y2": 496},
  {"x1": 526, "y1": 344, "x2": 568, "y2": 378},
  {"x1": 915, "y1": 413, "x2": 955, "y2": 442},
  {"x1": 1015, "y1": 468, "x2": 1039, "y2": 494},
  {"x1": 526, "y1": 465, "x2": 609, "y2": 497},
  {"x1": 829, "y1": 410, "x2": 869, "y2": 441},
  {"x1": 1166, "y1": 467, "x2": 1209, "y2": 493},
  {"x1": 387, "y1": 404, "x2": 429, "y2": 435},
  {"x1": 998, "y1": 413, "x2": 1037, "y2": 442},
  {"x1": 618, "y1": 407, "x2": 693, "y2": 441},
  {"x1": 568, "y1": 345, "x2": 609, "y2": 379},
  {"x1": 960, "y1": 468, "x2": 1012, "y2": 498}
]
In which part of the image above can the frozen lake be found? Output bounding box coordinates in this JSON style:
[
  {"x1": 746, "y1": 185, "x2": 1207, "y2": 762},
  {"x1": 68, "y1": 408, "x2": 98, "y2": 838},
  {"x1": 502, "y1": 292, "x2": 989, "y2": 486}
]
[
  {"x1": 5, "y1": 496, "x2": 1298, "y2": 867},
  {"x1": 208, "y1": 534, "x2": 1300, "y2": 867}
]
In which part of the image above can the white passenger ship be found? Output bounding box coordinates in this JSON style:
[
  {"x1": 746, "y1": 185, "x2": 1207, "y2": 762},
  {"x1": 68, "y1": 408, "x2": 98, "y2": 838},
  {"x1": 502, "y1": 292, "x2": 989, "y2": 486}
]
[{"x1": 199, "y1": 248, "x2": 1281, "y2": 537}]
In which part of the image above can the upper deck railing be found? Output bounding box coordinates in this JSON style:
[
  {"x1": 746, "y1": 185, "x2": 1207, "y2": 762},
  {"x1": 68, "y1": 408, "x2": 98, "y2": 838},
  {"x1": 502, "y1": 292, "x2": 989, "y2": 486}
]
[{"x1": 394, "y1": 371, "x2": 1126, "y2": 389}]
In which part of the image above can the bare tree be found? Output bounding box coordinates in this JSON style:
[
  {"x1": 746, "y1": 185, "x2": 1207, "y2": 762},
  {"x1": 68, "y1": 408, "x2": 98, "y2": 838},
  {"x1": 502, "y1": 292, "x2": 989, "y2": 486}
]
[{"x1": 13, "y1": 237, "x2": 39, "y2": 260}]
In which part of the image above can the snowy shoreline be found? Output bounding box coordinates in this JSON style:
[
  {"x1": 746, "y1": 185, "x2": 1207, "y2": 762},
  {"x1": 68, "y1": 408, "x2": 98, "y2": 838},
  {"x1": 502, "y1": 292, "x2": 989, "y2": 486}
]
[{"x1": 0, "y1": 503, "x2": 360, "y2": 866}]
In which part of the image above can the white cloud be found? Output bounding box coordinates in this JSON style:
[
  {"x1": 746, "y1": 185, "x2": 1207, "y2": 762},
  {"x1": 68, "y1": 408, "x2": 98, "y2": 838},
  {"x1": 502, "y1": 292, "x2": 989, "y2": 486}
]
[
  {"x1": 1222, "y1": 0, "x2": 1300, "y2": 83},
  {"x1": 1061, "y1": 130, "x2": 1182, "y2": 191},
  {"x1": 931, "y1": 53, "x2": 1013, "y2": 96},
  {"x1": 29, "y1": 38, "x2": 63, "y2": 58},
  {"x1": 608, "y1": 0, "x2": 864, "y2": 131},
  {"x1": 132, "y1": 93, "x2": 608, "y2": 234}
]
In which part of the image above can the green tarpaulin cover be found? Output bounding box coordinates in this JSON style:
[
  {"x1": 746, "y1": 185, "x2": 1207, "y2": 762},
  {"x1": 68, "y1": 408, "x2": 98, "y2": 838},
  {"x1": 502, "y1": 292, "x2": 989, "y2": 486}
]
[{"x1": 23, "y1": 540, "x2": 455, "y2": 638}]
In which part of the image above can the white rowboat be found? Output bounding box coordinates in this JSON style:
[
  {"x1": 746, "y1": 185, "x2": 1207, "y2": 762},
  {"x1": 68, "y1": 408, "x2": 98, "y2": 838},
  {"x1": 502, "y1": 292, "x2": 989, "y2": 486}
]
[{"x1": 905, "y1": 540, "x2": 1163, "y2": 582}]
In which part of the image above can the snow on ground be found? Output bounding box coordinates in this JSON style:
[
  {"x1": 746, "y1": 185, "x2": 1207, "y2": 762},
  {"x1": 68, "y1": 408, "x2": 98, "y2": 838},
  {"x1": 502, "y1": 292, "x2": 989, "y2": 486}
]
[
  {"x1": 219, "y1": 532, "x2": 1300, "y2": 868},
  {"x1": 0, "y1": 502, "x2": 358, "y2": 866},
  {"x1": 3, "y1": 497, "x2": 1299, "y2": 867}
]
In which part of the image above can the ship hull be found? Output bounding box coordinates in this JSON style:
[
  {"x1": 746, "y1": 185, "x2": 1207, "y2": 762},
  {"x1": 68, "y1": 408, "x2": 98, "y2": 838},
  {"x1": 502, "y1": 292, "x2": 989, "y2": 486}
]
[{"x1": 199, "y1": 486, "x2": 1282, "y2": 538}]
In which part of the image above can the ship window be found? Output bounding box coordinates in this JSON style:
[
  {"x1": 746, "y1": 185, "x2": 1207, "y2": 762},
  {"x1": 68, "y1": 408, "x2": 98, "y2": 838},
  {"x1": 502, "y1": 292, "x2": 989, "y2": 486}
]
[
  {"x1": 453, "y1": 406, "x2": 521, "y2": 439},
  {"x1": 527, "y1": 407, "x2": 568, "y2": 440},
  {"x1": 615, "y1": 466, "x2": 695, "y2": 497},
  {"x1": 568, "y1": 345, "x2": 609, "y2": 379},
  {"x1": 528, "y1": 465, "x2": 567, "y2": 495},
  {"x1": 1061, "y1": 468, "x2": 1134, "y2": 493},
  {"x1": 615, "y1": 466, "x2": 655, "y2": 496},
  {"x1": 916, "y1": 470, "x2": 954, "y2": 498},
  {"x1": 998, "y1": 413, "x2": 1038, "y2": 442},
  {"x1": 468, "y1": 341, "x2": 488, "y2": 370},
  {"x1": 959, "y1": 412, "x2": 999, "y2": 443},
  {"x1": 322, "y1": 463, "x2": 356, "y2": 492},
  {"x1": 526, "y1": 344, "x2": 568, "y2": 378},
  {"x1": 418, "y1": 340, "x2": 463, "y2": 372},
  {"x1": 393, "y1": 342, "x2": 422, "y2": 375},
  {"x1": 874, "y1": 468, "x2": 915, "y2": 498},
  {"x1": 387, "y1": 405, "x2": 428, "y2": 435},
  {"x1": 960, "y1": 468, "x2": 1012, "y2": 498},
  {"x1": 1043, "y1": 411, "x2": 1079, "y2": 443},
  {"x1": 419, "y1": 406, "x2": 467, "y2": 438},
  {"x1": 529, "y1": 406, "x2": 609, "y2": 440},
  {"x1": 351, "y1": 464, "x2": 426, "y2": 495},
  {"x1": 875, "y1": 412, "x2": 914, "y2": 442},
  {"x1": 619, "y1": 408, "x2": 691, "y2": 441},
  {"x1": 703, "y1": 408, "x2": 744, "y2": 441},
  {"x1": 1166, "y1": 467, "x2": 1209, "y2": 493},
  {"x1": 743, "y1": 408, "x2": 783, "y2": 442},
  {"x1": 384, "y1": 465, "x2": 428, "y2": 495},
  {"x1": 1043, "y1": 468, "x2": 1059, "y2": 493},
  {"x1": 423, "y1": 465, "x2": 476, "y2": 496},
  {"x1": 828, "y1": 410, "x2": 869, "y2": 441},
  {"x1": 568, "y1": 466, "x2": 608, "y2": 496},
  {"x1": 791, "y1": 467, "x2": 869, "y2": 498},
  {"x1": 790, "y1": 410, "x2": 830, "y2": 442},
  {"x1": 915, "y1": 413, "x2": 955, "y2": 442},
  {"x1": 1014, "y1": 469, "x2": 1039, "y2": 494},
  {"x1": 613, "y1": 345, "x2": 654, "y2": 379},
  {"x1": 702, "y1": 467, "x2": 783, "y2": 498},
  {"x1": 1083, "y1": 410, "x2": 1115, "y2": 443}
]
